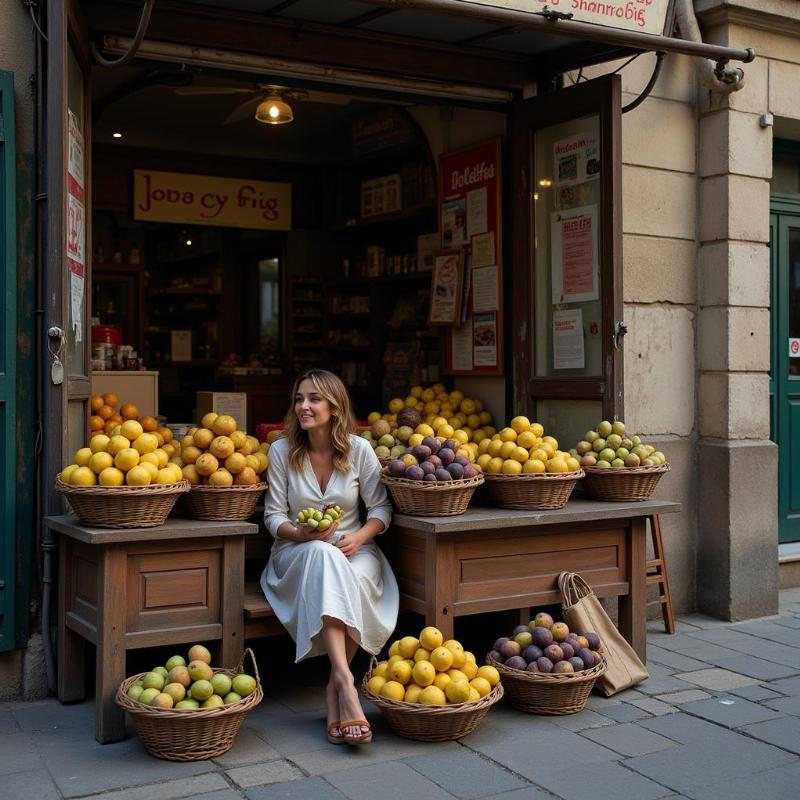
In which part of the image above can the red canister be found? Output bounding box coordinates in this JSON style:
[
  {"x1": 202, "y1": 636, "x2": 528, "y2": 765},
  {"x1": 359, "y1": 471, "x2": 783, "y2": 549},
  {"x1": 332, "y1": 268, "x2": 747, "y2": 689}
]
[{"x1": 91, "y1": 325, "x2": 122, "y2": 346}]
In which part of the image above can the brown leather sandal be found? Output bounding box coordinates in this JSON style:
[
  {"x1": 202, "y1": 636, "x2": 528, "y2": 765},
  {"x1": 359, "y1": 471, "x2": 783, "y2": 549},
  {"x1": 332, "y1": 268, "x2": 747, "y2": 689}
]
[
  {"x1": 326, "y1": 721, "x2": 347, "y2": 745},
  {"x1": 340, "y1": 718, "x2": 373, "y2": 744}
]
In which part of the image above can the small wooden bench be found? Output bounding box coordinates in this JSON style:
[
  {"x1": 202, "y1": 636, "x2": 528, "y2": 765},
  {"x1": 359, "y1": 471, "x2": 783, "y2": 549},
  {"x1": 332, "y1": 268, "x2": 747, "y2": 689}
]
[{"x1": 243, "y1": 581, "x2": 285, "y2": 638}]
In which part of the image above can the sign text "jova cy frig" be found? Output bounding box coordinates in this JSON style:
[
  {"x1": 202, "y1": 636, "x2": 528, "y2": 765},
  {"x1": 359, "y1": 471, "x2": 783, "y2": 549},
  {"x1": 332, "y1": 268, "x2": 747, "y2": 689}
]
[{"x1": 134, "y1": 170, "x2": 292, "y2": 231}]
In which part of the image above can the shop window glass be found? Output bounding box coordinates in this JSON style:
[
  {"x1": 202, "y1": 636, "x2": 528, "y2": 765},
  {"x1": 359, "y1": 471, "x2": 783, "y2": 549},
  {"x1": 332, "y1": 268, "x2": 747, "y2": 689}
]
[
  {"x1": 534, "y1": 399, "x2": 602, "y2": 450},
  {"x1": 532, "y1": 114, "x2": 602, "y2": 379}
]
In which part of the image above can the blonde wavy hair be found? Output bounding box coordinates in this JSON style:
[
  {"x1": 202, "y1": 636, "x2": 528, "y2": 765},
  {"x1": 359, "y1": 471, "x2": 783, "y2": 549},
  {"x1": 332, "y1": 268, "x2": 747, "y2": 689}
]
[{"x1": 284, "y1": 369, "x2": 357, "y2": 472}]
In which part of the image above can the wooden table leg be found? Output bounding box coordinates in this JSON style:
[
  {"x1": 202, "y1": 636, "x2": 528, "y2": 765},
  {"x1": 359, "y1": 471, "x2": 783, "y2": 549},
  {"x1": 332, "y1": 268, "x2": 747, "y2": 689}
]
[
  {"x1": 57, "y1": 536, "x2": 86, "y2": 703},
  {"x1": 221, "y1": 536, "x2": 245, "y2": 669},
  {"x1": 619, "y1": 517, "x2": 647, "y2": 663},
  {"x1": 95, "y1": 545, "x2": 127, "y2": 744},
  {"x1": 431, "y1": 539, "x2": 456, "y2": 641}
]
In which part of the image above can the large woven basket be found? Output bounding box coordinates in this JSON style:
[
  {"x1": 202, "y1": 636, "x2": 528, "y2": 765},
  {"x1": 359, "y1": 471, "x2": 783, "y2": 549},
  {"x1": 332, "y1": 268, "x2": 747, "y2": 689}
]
[
  {"x1": 582, "y1": 464, "x2": 670, "y2": 502},
  {"x1": 55, "y1": 478, "x2": 190, "y2": 528},
  {"x1": 361, "y1": 661, "x2": 503, "y2": 741},
  {"x1": 483, "y1": 470, "x2": 584, "y2": 510},
  {"x1": 115, "y1": 648, "x2": 263, "y2": 761},
  {"x1": 381, "y1": 473, "x2": 484, "y2": 516},
  {"x1": 182, "y1": 482, "x2": 267, "y2": 521},
  {"x1": 486, "y1": 653, "x2": 605, "y2": 715}
]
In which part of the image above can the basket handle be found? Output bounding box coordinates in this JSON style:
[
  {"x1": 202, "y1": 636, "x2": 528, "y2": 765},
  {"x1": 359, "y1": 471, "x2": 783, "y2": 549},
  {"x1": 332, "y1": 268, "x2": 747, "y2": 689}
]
[{"x1": 234, "y1": 647, "x2": 261, "y2": 685}]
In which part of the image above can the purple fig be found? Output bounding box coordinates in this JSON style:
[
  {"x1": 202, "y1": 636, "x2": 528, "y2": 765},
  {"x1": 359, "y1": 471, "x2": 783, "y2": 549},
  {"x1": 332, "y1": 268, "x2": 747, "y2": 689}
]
[
  {"x1": 454, "y1": 455, "x2": 469, "y2": 467},
  {"x1": 422, "y1": 436, "x2": 440, "y2": 454},
  {"x1": 434, "y1": 468, "x2": 452, "y2": 482},
  {"x1": 536, "y1": 657, "x2": 554, "y2": 673},
  {"x1": 410, "y1": 445, "x2": 432, "y2": 462},
  {"x1": 568, "y1": 657, "x2": 586, "y2": 672},
  {"x1": 512, "y1": 624, "x2": 529, "y2": 637},
  {"x1": 487, "y1": 649, "x2": 503, "y2": 663},
  {"x1": 578, "y1": 648, "x2": 596, "y2": 667},
  {"x1": 405, "y1": 465, "x2": 424, "y2": 481},
  {"x1": 443, "y1": 439, "x2": 458, "y2": 452},
  {"x1": 499, "y1": 640, "x2": 521, "y2": 659},
  {"x1": 585, "y1": 632, "x2": 602, "y2": 651},
  {"x1": 420, "y1": 460, "x2": 435, "y2": 475},
  {"x1": 427, "y1": 455, "x2": 442, "y2": 469},
  {"x1": 462, "y1": 464, "x2": 477, "y2": 479},
  {"x1": 553, "y1": 660, "x2": 575, "y2": 674},
  {"x1": 387, "y1": 459, "x2": 406, "y2": 478},
  {"x1": 522, "y1": 645, "x2": 544, "y2": 663},
  {"x1": 493, "y1": 637, "x2": 510, "y2": 651},
  {"x1": 505, "y1": 655, "x2": 527, "y2": 671},
  {"x1": 560, "y1": 642, "x2": 575, "y2": 660},
  {"x1": 423, "y1": 472, "x2": 437, "y2": 482},
  {"x1": 438, "y1": 448, "x2": 455, "y2": 466},
  {"x1": 446, "y1": 462, "x2": 464, "y2": 479},
  {"x1": 526, "y1": 660, "x2": 540, "y2": 673},
  {"x1": 544, "y1": 644, "x2": 564, "y2": 663},
  {"x1": 532, "y1": 626, "x2": 553, "y2": 649}
]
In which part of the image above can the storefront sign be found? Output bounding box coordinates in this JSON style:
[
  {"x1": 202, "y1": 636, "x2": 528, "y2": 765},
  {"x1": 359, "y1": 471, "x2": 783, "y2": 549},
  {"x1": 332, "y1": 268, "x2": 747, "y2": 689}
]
[
  {"x1": 352, "y1": 108, "x2": 416, "y2": 158},
  {"x1": 460, "y1": 0, "x2": 671, "y2": 36},
  {"x1": 133, "y1": 170, "x2": 291, "y2": 230},
  {"x1": 439, "y1": 138, "x2": 503, "y2": 374}
]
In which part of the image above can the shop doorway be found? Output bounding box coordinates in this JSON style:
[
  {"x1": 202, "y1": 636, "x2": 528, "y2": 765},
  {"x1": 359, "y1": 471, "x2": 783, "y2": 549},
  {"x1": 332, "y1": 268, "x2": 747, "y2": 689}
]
[{"x1": 770, "y1": 194, "x2": 800, "y2": 544}]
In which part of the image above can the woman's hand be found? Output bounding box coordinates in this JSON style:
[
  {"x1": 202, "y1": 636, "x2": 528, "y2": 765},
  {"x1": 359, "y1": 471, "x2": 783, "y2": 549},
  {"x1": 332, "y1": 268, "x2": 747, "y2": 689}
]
[
  {"x1": 296, "y1": 520, "x2": 339, "y2": 543},
  {"x1": 336, "y1": 531, "x2": 365, "y2": 558}
]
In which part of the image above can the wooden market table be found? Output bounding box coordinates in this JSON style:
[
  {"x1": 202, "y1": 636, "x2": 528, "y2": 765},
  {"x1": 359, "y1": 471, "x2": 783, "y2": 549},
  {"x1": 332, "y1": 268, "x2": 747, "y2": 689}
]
[
  {"x1": 382, "y1": 498, "x2": 681, "y2": 663},
  {"x1": 44, "y1": 515, "x2": 259, "y2": 744}
]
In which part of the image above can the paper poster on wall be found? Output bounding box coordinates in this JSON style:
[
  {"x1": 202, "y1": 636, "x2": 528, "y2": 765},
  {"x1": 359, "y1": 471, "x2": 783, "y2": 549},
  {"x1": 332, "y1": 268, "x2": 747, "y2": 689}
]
[
  {"x1": 441, "y1": 198, "x2": 468, "y2": 247},
  {"x1": 70, "y1": 272, "x2": 84, "y2": 343},
  {"x1": 554, "y1": 132, "x2": 600, "y2": 186},
  {"x1": 553, "y1": 308, "x2": 585, "y2": 370},
  {"x1": 428, "y1": 250, "x2": 464, "y2": 326},
  {"x1": 472, "y1": 265, "x2": 499, "y2": 313},
  {"x1": 471, "y1": 231, "x2": 495, "y2": 268},
  {"x1": 790, "y1": 338, "x2": 800, "y2": 358},
  {"x1": 473, "y1": 313, "x2": 498, "y2": 367},
  {"x1": 452, "y1": 319, "x2": 473, "y2": 371},
  {"x1": 551, "y1": 205, "x2": 599, "y2": 304},
  {"x1": 466, "y1": 186, "x2": 488, "y2": 237}
]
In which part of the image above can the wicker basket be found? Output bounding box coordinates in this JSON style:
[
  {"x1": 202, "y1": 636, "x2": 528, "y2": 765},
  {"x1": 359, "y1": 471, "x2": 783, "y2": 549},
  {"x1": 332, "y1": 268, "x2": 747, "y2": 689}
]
[
  {"x1": 115, "y1": 648, "x2": 263, "y2": 761},
  {"x1": 181, "y1": 482, "x2": 267, "y2": 521},
  {"x1": 483, "y1": 470, "x2": 584, "y2": 510},
  {"x1": 381, "y1": 473, "x2": 484, "y2": 516},
  {"x1": 486, "y1": 653, "x2": 605, "y2": 715},
  {"x1": 361, "y1": 661, "x2": 503, "y2": 741},
  {"x1": 582, "y1": 464, "x2": 670, "y2": 502},
  {"x1": 55, "y1": 478, "x2": 190, "y2": 528}
]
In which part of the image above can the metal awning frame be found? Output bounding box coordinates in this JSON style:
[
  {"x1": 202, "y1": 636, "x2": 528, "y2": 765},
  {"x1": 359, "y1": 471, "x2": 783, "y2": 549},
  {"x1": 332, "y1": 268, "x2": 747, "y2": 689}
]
[{"x1": 358, "y1": 0, "x2": 755, "y2": 66}]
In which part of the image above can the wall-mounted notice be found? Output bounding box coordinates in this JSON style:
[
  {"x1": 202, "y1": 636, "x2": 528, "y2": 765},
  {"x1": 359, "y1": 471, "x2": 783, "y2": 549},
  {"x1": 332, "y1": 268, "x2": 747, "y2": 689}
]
[
  {"x1": 551, "y1": 205, "x2": 599, "y2": 304},
  {"x1": 439, "y1": 138, "x2": 503, "y2": 374},
  {"x1": 553, "y1": 308, "x2": 585, "y2": 370},
  {"x1": 452, "y1": 319, "x2": 473, "y2": 371},
  {"x1": 554, "y1": 132, "x2": 600, "y2": 186},
  {"x1": 428, "y1": 250, "x2": 465, "y2": 326},
  {"x1": 458, "y1": 1, "x2": 672, "y2": 36}
]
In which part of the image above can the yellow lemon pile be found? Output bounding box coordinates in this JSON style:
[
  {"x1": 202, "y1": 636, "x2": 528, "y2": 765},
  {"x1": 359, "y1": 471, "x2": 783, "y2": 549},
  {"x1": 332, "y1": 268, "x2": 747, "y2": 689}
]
[
  {"x1": 366, "y1": 626, "x2": 500, "y2": 705},
  {"x1": 173, "y1": 413, "x2": 270, "y2": 487},
  {"x1": 364, "y1": 384, "x2": 496, "y2": 464},
  {"x1": 59, "y1": 418, "x2": 183, "y2": 487},
  {"x1": 476, "y1": 416, "x2": 581, "y2": 476}
]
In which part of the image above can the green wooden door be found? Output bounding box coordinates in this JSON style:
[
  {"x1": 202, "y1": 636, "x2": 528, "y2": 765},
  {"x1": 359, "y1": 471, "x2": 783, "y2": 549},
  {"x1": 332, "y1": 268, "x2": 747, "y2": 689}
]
[
  {"x1": 0, "y1": 70, "x2": 18, "y2": 650},
  {"x1": 771, "y1": 195, "x2": 800, "y2": 543}
]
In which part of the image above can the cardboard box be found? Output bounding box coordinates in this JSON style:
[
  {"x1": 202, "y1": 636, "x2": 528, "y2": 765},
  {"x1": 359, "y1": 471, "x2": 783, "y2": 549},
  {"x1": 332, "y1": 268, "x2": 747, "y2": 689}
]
[{"x1": 196, "y1": 391, "x2": 247, "y2": 431}]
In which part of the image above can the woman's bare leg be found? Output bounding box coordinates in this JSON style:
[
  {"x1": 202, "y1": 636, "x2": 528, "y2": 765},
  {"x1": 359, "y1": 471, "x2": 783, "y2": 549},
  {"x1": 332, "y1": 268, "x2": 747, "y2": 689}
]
[{"x1": 321, "y1": 615, "x2": 368, "y2": 741}]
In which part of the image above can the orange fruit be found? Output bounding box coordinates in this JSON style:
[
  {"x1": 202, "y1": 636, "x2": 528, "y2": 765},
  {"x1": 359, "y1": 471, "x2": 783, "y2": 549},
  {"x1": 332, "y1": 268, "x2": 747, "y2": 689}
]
[
  {"x1": 98, "y1": 404, "x2": 114, "y2": 420},
  {"x1": 120, "y1": 403, "x2": 139, "y2": 420},
  {"x1": 102, "y1": 392, "x2": 119, "y2": 408},
  {"x1": 90, "y1": 415, "x2": 104, "y2": 432},
  {"x1": 109, "y1": 413, "x2": 123, "y2": 423},
  {"x1": 158, "y1": 427, "x2": 173, "y2": 444},
  {"x1": 140, "y1": 415, "x2": 158, "y2": 432},
  {"x1": 233, "y1": 466, "x2": 257, "y2": 486},
  {"x1": 90, "y1": 394, "x2": 104, "y2": 412}
]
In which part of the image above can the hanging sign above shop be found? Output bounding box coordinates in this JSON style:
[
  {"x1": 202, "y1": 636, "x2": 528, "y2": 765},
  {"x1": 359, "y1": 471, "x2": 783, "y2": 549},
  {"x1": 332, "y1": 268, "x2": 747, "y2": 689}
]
[
  {"x1": 460, "y1": 0, "x2": 671, "y2": 36},
  {"x1": 133, "y1": 170, "x2": 291, "y2": 231},
  {"x1": 351, "y1": 108, "x2": 417, "y2": 158}
]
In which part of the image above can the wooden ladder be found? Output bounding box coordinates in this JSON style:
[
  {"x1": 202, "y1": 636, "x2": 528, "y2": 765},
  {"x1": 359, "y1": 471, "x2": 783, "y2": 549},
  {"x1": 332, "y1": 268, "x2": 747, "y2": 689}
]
[{"x1": 645, "y1": 514, "x2": 676, "y2": 634}]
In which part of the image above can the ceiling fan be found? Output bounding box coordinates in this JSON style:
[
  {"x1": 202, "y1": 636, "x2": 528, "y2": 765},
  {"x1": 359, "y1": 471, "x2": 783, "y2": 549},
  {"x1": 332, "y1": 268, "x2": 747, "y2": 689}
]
[{"x1": 171, "y1": 82, "x2": 351, "y2": 125}]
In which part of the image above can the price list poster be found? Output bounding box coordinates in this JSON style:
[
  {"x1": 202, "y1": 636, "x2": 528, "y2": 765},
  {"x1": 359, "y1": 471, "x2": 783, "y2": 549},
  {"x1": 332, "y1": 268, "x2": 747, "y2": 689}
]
[{"x1": 439, "y1": 138, "x2": 503, "y2": 375}]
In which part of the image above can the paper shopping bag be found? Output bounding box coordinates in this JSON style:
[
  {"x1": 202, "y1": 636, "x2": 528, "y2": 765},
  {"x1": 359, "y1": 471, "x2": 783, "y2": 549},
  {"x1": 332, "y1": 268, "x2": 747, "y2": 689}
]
[{"x1": 558, "y1": 571, "x2": 648, "y2": 696}]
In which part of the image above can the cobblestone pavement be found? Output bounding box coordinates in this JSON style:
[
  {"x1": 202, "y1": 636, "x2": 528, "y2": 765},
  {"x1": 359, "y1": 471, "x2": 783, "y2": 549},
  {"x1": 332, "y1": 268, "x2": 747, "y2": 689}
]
[{"x1": 6, "y1": 588, "x2": 800, "y2": 800}]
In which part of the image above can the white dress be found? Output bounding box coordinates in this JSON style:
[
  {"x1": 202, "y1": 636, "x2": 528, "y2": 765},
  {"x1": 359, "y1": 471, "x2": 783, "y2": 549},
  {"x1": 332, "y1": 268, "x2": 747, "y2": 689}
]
[{"x1": 260, "y1": 435, "x2": 399, "y2": 662}]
